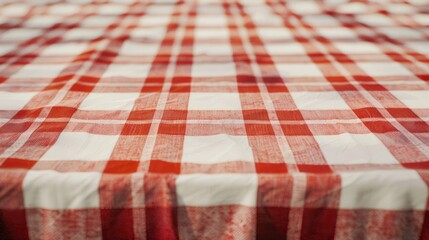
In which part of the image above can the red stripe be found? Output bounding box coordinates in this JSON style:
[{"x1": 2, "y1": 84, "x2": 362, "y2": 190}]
[
  {"x1": 100, "y1": 208, "x2": 134, "y2": 240},
  {"x1": 0, "y1": 209, "x2": 29, "y2": 240},
  {"x1": 300, "y1": 208, "x2": 338, "y2": 240},
  {"x1": 300, "y1": 174, "x2": 341, "y2": 240},
  {"x1": 257, "y1": 207, "x2": 289, "y2": 240},
  {"x1": 145, "y1": 174, "x2": 178, "y2": 240}
]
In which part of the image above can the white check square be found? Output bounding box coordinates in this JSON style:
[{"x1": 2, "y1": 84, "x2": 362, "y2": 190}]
[
  {"x1": 146, "y1": 5, "x2": 174, "y2": 14},
  {"x1": 251, "y1": 14, "x2": 283, "y2": 26},
  {"x1": 340, "y1": 170, "x2": 428, "y2": 210},
  {"x1": 197, "y1": 5, "x2": 224, "y2": 14},
  {"x1": 23, "y1": 170, "x2": 101, "y2": 209},
  {"x1": 257, "y1": 28, "x2": 292, "y2": 40},
  {"x1": 0, "y1": 29, "x2": 41, "y2": 41},
  {"x1": 130, "y1": 28, "x2": 167, "y2": 40},
  {"x1": 357, "y1": 14, "x2": 394, "y2": 26},
  {"x1": 0, "y1": 91, "x2": 37, "y2": 110},
  {"x1": 193, "y1": 43, "x2": 232, "y2": 56},
  {"x1": 275, "y1": 63, "x2": 323, "y2": 78},
  {"x1": 79, "y1": 92, "x2": 140, "y2": 111},
  {"x1": 290, "y1": 91, "x2": 350, "y2": 110},
  {"x1": 357, "y1": 62, "x2": 412, "y2": 76},
  {"x1": 334, "y1": 42, "x2": 381, "y2": 54},
  {"x1": 288, "y1": 1, "x2": 321, "y2": 14},
  {"x1": 192, "y1": 63, "x2": 236, "y2": 77},
  {"x1": 2, "y1": 5, "x2": 29, "y2": 17},
  {"x1": 195, "y1": 29, "x2": 229, "y2": 40},
  {"x1": 138, "y1": 16, "x2": 170, "y2": 26},
  {"x1": 120, "y1": 41, "x2": 160, "y2": 56},
  {"x1": 98, "y1": 4, "x2": 127, "y2": 15},
  {"x1": 24, "y1": 16, "x2": 60, "y2": 28},
  {"x1": 81, "y1": 16, "x2": 116, "y2": 27},
  {"x1": 64, "y1": 29, "x2": 104, "y2": 40},
  {"x1": 415, "y1": 14, "x2": 429, "y2": 25},
  {"x1": 265, "y1": 43, "x2": 305, "y2": 55},
  {"x1": 182, "y1": 134, "x2": 254, "y2": 164},
  {"x1": 0, "y1": 44, "x2": 15, "y2": 56},
  {"x1": 318, "y1": 27, "x2": 356, "y2": 39},
  {"x1": 303, "y1": 15, "x2": 338, "y2": 26},
  {"x1": 379, "y1": 27, "x2": 421, "y2": 39},
  {"x1": 49, "y1": 4, "x2": 80, "y2": 15},
  {"x1": 390, "y1": 90, "x2": 429, "y2": 109},
  {"x1": 41, "y1": 132, "x2": 119, "y2": 161},
  {"x1": 11, "y1": 64, "x2": 66, "y2": 78},
  {"x1": 42, "y1": 43, "x2": 87, "y2": 56},
  {"x1": 176, "y1": 174, "x2": 258, "y2": 206},
  {"x1": 196, "y1": 16, "x2": 228, "y2": 27},
  {"x1": 405, "y1": 42, "x2": 429, "y2": 54},
  {"x1": 315, "y1": 133, "x2": 397, "y2": 165},
  {"x1": 103, "y1": 64, "x2": 151, "y2": 78},
  {"x1": 244, "y1": 5, "x2": 272, "y2": 14},
  {"x1": 188, "y1": 92, "x2": 242, "y2": 110}
]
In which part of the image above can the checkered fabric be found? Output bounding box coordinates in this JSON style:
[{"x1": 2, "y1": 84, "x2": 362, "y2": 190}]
[{"x1": 0, "y1": 0, "x2": 428, "y2": 239}]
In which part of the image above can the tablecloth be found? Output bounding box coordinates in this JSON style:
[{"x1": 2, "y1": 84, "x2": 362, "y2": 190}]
[{"x1": 0, "y1": 0, "x2": 428, "y2": 239}]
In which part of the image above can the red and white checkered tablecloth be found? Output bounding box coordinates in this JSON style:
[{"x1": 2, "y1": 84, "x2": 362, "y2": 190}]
[{"x1": 0, "y1": 0, "x2": 428, "y2": 239}]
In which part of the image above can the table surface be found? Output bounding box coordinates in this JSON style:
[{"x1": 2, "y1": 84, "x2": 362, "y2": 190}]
[{"x1": 0, "y1": 0, "x2": 428, "y2": 239}]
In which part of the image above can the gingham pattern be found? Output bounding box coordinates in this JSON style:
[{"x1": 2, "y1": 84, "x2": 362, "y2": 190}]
[{"x1": 0, "y1": 0, "x2": 428, "y2": 239}]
